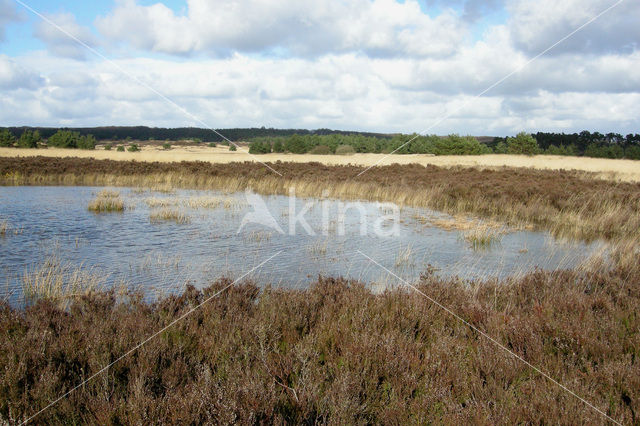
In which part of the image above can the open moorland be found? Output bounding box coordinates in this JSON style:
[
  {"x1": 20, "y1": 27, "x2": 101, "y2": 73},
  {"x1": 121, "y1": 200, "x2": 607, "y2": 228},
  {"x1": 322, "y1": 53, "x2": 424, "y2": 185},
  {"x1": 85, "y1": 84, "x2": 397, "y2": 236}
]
[
  {"x1": 1, "y1": 155, "x2": 639, "y2": 424},
  {"x1": 2, "y1": 145, "x2": 640, "y2": 182}
]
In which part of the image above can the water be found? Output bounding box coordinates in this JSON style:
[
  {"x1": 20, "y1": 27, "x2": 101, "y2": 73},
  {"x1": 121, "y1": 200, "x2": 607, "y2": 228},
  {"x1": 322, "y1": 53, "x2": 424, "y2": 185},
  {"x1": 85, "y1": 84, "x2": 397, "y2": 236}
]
[{"x1": 0, "y1": 186, "x2": 602, "y2": 305}]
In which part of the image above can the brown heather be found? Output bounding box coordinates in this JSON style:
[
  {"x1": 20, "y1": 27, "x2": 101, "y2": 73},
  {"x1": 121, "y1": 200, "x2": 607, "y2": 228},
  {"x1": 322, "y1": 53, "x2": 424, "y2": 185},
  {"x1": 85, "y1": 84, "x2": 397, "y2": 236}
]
[
  {"x1": 2, "y1": 156, "x2": 640, "y2": 241},
  {"x1": 0, "y1": 242, "x2": 638, "y2": 424}
]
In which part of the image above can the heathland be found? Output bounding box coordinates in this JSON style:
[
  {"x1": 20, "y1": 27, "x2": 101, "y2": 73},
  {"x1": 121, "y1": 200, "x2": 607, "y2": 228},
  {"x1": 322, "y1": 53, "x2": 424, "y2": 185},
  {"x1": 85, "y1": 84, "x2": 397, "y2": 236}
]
[
  {"x1": 0, "y1": 154, "x2": 639, "y2": 424},
  {"x1": 2, "y1": 146, "x2": 640, "y2": 182}
]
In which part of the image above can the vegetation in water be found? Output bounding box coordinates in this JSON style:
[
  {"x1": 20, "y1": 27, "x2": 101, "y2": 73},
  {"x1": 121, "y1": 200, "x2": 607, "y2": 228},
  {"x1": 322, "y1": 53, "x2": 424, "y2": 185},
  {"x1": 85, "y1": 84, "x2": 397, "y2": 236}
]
[{"x1": 87, "y1": 190, "x2": 125, "y2": 213}]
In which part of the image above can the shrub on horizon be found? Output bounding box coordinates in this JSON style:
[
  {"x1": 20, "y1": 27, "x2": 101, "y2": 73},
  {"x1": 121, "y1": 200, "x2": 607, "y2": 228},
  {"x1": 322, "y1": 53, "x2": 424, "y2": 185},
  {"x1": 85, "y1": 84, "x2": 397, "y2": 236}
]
[{"x1": 507, "y1": 132, "x2": 540, "y2": 156}]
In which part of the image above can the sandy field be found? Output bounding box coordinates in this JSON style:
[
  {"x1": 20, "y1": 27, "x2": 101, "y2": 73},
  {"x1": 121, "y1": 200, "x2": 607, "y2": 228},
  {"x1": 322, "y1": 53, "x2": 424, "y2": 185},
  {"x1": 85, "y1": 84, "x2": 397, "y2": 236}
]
[{"x1": 1, "y1": 145, "x2": 639, "y2": 182}]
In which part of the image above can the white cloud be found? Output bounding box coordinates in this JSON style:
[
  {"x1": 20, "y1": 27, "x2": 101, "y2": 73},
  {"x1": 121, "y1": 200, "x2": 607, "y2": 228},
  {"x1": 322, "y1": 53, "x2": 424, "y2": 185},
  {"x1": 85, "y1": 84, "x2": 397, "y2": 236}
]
[
  {"x1": 0, "y1": 55, "x2": 43, "y2": 90},
  {"x1": 95, "y1": 0, "x2": 466, "y2": 58},
  {"x1": 34, "y1": 13, "x2": 98, "y2": 60},
  {"x1": 507, "y1": 0, "x2": 640, "y2": 55},
  {"x1": 2, "y1": 50, "x2": 639, "y2": 135}
]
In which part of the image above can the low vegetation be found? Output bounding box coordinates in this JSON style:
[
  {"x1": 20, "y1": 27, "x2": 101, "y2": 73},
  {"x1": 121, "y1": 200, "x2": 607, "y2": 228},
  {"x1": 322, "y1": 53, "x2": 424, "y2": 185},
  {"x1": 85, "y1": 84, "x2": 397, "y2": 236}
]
[
  {"x1": 21, "y1": 255, "x2": 106, "y2": 308},
  {"x1": 0, "y1": 241, "x2": 638, "y2": 423},
  {"x1": 463, "y1": 226, "x2": 503, "y2": 250},
  {"x1": 0, "y1": 220, "x2": 7, "y2": 237},
  {"x1": 87, "y1": 190, "x2": 125, "y2": 213}
]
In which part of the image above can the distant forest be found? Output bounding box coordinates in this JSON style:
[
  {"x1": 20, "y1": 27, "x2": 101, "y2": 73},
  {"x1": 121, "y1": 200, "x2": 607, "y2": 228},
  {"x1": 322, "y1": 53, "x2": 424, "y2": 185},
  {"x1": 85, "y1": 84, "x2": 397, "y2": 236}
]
[
  {"x1": 1, "y1": 126, "x2": 639, "y2": 159},
  {"x1": 2, "y1": 126, "x2": 391, "y2": 142}
]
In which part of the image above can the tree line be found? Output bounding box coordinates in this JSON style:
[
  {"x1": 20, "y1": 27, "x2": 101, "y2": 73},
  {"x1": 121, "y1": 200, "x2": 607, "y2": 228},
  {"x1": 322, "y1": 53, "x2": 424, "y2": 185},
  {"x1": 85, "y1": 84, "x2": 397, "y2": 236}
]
[
  {"x1": 493, "y1": 131, "x2": 640, "y2": 159},
  {"x1": 0, "y1": 129, "x2": 97, "y2": 149},
  {"x1": 3, "y1": 126, "x2": 390, "y2": 143},
  {"x1": 2, "y1": 126, "x2": 639, "y2": 159},
  {"x1": 248, "y1": 132, "x2": 541, "y2": 156}
]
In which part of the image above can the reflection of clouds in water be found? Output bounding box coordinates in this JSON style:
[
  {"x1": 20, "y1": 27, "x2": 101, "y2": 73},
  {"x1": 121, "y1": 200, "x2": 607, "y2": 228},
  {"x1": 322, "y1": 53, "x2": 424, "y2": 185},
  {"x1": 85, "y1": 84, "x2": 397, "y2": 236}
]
[{"x1": 0, "y1": 186, "x2": 605, "y2": 305}]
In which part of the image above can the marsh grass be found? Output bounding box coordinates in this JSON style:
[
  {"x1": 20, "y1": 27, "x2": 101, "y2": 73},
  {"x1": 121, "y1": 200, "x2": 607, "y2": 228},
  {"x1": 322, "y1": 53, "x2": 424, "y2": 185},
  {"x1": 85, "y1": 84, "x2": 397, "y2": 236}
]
[
  {"x1": 88, "y1": 189, "x2": 125, "y2": 213},
  {"x1": 307, "y1": 239, "x2": 329, "y2": 256},
  {"x1": 0, "y1": 220, "x2": 7, "y2": 237},
  {"x1": 145, "y1": 196, "x2": 245, "y2": 210},
  {"x1": 463, "y1": 226, "x2": 503, "y2": 250},
  {"x1": 242, "y1": 230, "x2": 272, "y2": 244},
  {"x1": 394, "y1": 244, "x2": 415, "y2": 267},
  {"x1": 21, "y1": 255, "x2": 106, "y2": 308},
  {"x1": 149, "y1": 208, "x2": 191, "y2": 224}
]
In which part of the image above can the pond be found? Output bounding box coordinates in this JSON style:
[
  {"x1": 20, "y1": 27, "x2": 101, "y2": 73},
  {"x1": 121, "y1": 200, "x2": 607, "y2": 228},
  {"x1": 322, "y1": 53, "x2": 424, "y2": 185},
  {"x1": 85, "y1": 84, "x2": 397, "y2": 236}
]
[{"x1": 0, "y1": 186, "x2": 603, "y2": 305}]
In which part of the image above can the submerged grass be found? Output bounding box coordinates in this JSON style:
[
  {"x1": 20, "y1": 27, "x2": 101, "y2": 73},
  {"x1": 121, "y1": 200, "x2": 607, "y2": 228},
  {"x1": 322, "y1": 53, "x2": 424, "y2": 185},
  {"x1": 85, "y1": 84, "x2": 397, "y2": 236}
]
[
  {"x1": 0, "y1": 241, "x2": 638, "y2": 423},
  {"x1": 149, "y1": 208, "x2": 191, "y2": 224}
]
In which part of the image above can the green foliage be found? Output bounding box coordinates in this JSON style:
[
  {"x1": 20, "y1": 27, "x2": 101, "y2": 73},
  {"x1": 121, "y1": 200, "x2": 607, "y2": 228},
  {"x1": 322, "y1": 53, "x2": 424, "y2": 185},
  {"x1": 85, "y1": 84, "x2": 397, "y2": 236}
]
[
  {"x1": 308, "y1": 145, "x2": 331, "y2": 155},
  {"x1": 77, "y1": 134, "x2": 96, "y2": 150},
  {"x1": 544, "y1": 144, "x2": 577, "y2": 156},
  {"x1": 0, "y1": 129, "x2": 16, "y2": 147},
  {"x1": 585, "y1": 143, "x2": 625, "y2": 159},
  {"x1": 116, "y1": 146, "x2": 125, "y2": 152},
  {"x1": 335, "y1": 144, "x2": 356, "y2": 155},
  {"x1": 272, "y1": 139, "x2": 284, "y2": 153},
  {"x1": 163, "y1": 143, "x2": 172, "y2": 150},
  {"x1": 507, "y1": 132, "x2": 540, "y2": 155},
  {"x1": 229, "y1": 144, "x2": 237, "y2": 151},
  {"x1": 208, "y1": 142, "x2": 217, "y2": 148},
  {"x1": 248, "y1": 141, "x2": 271, "y2": 154},
  {"x1": 494, "y1": 141, "x2": 508, "y2": 154},
  {"x1": 127, "y1": 144, "x2": 140, "y2": 152},
  {"x1": 17, "y1": 130, "x2": 41, "y2": 148},
  {"x1": 47, "y1": 130, "x2": 95, "y2": 149},
  {"x1": 284, "y1": 134, "x2": 307, "y2": 154},
  {"x1": 47, "y1": 130, "x2": 76, "y2": 148},
  {"x1": 433, "y1": 134, "x2": 491, "y2": 155},
  {"x1": 625, "y1": 145, "x2": 640, "y2": 160},
  {"x1": 104, "y1": 144, "x2": 112, "y2": 150}
]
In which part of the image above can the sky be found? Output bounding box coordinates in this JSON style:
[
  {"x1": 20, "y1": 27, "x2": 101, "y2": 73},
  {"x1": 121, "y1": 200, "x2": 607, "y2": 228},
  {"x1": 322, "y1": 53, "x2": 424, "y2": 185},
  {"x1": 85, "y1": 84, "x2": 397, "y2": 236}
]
[{"x1": 0, "y1": 0, "x2": 639, "y2": 136}]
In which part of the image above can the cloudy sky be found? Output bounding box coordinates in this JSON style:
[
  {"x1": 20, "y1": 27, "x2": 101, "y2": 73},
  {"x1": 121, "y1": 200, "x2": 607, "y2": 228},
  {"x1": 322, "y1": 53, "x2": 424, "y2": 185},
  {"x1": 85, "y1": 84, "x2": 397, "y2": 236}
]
[{"x1": 0, "y1": 0, "x2": 638, "y2": 135}]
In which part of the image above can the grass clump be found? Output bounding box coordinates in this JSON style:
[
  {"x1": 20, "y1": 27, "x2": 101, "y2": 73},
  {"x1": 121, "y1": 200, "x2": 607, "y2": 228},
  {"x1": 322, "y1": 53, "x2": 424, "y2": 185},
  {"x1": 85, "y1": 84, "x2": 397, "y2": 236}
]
[
  {"x1": 21, "y1": 255, "x2": 105, "y2": 308},
  {"x1": 88, "y1": 190, "x2": 125, "y2": 213},
  {"x1": 127, "y1": 144, "x2": 140, "y2": 152},
  {"x1": 162, "y1": 143, "x2": 172, "y2": 150},
  {"x1": 208, "y1": 142, "x2": 217, "y2": 148},
  {"x1": 116, "y1": 145, "x2": 125, "y2": 152},
  {"x1": 104, "y1": 144, "x2": 112, "y2": 150},
  {"x1": 463, "y1": 226, "x2": 502, "y2": 250},
  {"x1": 149, "y1": 208, "x2": 190, "y2": 224},
  {"x1": 0, "y1": 220, "x2": 7, "y2": 237},
  {"x1": 394, "y1": 244, "x2": 414, "y2": 266}
]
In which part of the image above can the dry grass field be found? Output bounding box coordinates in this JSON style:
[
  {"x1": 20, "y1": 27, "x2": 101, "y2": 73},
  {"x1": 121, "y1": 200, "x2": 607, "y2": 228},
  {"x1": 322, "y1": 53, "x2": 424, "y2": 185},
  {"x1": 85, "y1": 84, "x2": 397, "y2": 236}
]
[{"x1": 1, "y1": 146, "x2": 639, "y2": 182}]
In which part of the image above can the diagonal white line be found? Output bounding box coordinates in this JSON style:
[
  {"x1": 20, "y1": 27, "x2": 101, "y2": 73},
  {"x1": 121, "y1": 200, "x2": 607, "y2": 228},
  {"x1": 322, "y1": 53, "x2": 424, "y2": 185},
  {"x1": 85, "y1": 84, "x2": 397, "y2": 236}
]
[
  {"x1": 356, "y1": 249, "x2": 621, "y2": 425},
  {"x1": 13, "y1": 0, "x2": 282, "y2": 177},
  {"x1": 356, "y1": 0, "x2": 626, "y2": 177},
  {"x1": 20, "y1": 250, "x2": 282, "y2": 425}
]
